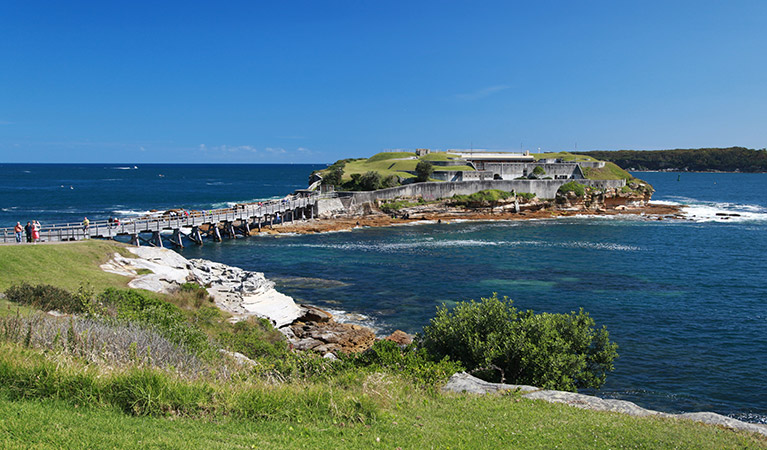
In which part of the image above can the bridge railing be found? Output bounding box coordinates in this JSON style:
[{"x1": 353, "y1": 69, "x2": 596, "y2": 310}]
[{"x1": 1, "y1": 194, "x2": 318, "y2": 243}]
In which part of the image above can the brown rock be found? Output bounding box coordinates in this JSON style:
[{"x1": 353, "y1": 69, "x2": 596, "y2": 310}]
[
  {"x1": 290, "y1": 320, "x2": 376, "y2": 354},
  {"x1": 384, "y1": 330, "x2": 413, "y2": 346},
  {"x1": 298, "y1": 305, "x2": 333, "y2": 323}
]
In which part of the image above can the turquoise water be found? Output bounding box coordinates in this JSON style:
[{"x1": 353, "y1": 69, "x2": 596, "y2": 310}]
[{"x1": 2, "y1": 165, "x2": 766, "y2": 422}]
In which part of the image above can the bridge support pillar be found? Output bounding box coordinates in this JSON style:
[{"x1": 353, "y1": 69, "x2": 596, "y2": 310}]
[
  {"x1": 257, "y1": 218, "x2": 262, "y2": 232},
  {"x1": 170, "y1": 229, "x2": 184, "y2": 248},
  {"x1": 269, "y1": 216, "x2": 273, "y2": 228},
  {"x1": 212, "y1": 225, "x2": 222, "y2": 242},
  {"x1": 151, "y1": 231, "x2": 163, "y2": 248},
  {"x1": 242, "y1": 221, "x2": 250, "y2": 236},
  {"x1": 226, "y1": 222, "x2": 236, "y2": 238},
  {"x1": 190, "y1": 226, "x2": 203, "y2": 245},
  {"x1": 129, "y1": 234, "x2": 140, "y2": 247}
]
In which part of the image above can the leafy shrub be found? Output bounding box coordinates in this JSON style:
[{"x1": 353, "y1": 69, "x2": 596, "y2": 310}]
[
  {"x1": 449, "y1": 189, "x2": 511, "y2": 208},
  {"x1": 532, "y1": 165, "x2": 546, "y2": 175},
  {"x1": 358, "y1": 171, "x2": 382, "y2": 191},
  {"x1": 5, "y1": 283, "x2": 94, "y2": 315},
  {"x1": 348, "y1": 340, "x2": 462, "y2": 388},
  {"x1": 98, "y1": 288, "x2": 211, "y2": 356},
  {"x1": 557, "y1": 181, "x2": 587, "y2": 197},
  {"x1": 418, "y1": 294, "x2": 618, "y2": 391},
  {"x1": 415, "y1": 160, "x2": 434, "y2": 182},
  {"x1": 516, "y1": 192, "x2": 536, "y2": 200},
  {"x1": 218, "y1": 317, "x2": 288, "y2": 360}
]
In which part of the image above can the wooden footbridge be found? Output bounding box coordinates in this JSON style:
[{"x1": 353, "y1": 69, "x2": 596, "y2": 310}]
[{"x1": 1, "y1": 194, "x2": 320, "y2": 247}]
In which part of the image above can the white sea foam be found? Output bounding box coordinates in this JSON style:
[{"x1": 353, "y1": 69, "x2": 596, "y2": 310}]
[
  {"x1": 111, "y1": 166, "x2": 133, "y2": 170},
  {"x1": 653, "y1": 196, "x2": 767, "y2": 223},
  {"x1": 289, "y1": 238, "x2": 640, "y2": 252},
  {"x1": 210, "y1": 197, "x2": 281, "y2": 209},
  {"x1": 325, "y1": 308, "x2": 383, "y2": 335},
  {"x1": 649, "y1": 200, "x2": 681, "y2": 206},
  {"x1": 113, "y1": 209, "x2": 157, "y2": 217}
]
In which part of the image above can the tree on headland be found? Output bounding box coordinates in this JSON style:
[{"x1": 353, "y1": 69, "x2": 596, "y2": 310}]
[
  {"x1": 415, "y1": 160, "x2": 434, "y2": 182},
  {"x1": 321, "y1": 165, "x2": 344, "y2": 187}
]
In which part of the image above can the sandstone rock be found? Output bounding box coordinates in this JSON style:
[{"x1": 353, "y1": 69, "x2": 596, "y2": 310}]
[
  {"x1": 442, "y1": 372, "x2": 767, "y2": 437},
  {"x1": 291, "y1": 320, "x2": 376, "y2": 354},
  {"x1": 524, "y1": 390, "x2": 659, "y2": 417},
  {"x1": 442, "y1": 372, "x2": 538, "y2": 395},
  {"x1": 219, "y1": 349, "x2": 258, "y2": 367},
  {"x1": 298, "y1": 305, "x2": 333, "y2": 323},
  {"x1": 384, "y1": 330, "x2": 413, "y2": 346}
]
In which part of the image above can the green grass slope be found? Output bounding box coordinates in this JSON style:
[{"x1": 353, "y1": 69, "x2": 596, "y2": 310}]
[
  {"x1": 1, "y1": 389, "x2": 764, "y2": 449},
  {"x1": 0, "y1": 240, "x2": 131, "y2": 292}
]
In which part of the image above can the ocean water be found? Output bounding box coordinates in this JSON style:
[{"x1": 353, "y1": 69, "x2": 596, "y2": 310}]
[{"x1": 2, "y1": 164, "x2": 766, "y2": 423}]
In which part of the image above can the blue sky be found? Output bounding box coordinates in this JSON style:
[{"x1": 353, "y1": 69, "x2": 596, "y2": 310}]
[{"x1": 1, "y1": 1, "x2": 765, "y2": 163}]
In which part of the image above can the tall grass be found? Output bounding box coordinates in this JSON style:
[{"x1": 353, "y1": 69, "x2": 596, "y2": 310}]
[
  {"x1": 0, "y1": 342, "x2": 380, "y2": 422},
  {"x1": 0, "y1": 314, "x2": 205, "y2": 376}
]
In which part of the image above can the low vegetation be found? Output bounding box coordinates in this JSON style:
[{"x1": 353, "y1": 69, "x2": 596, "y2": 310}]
[
  {"x1": 558, "y1": 181, "x2": 587, "y2": 197},
  {"x1": 581, "y1": 161, "x2": 633, "y2": 181},
  {"x1": 1, "y1": 241, "x2": 764, "y2": 448},
  {"x1": 533, "y1": 151, "x2": 598, "y2": 162},
  {"x1": 317, "y1": 151, "x2": 477, "y2": 190},
  {"x1": 449, "y1": 189, "x2": 512, "y2": 209}
]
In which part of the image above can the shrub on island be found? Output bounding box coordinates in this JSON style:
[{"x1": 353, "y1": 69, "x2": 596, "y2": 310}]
[{"x1": 557, "y1": 181, "x2": 587, "y2": 197}]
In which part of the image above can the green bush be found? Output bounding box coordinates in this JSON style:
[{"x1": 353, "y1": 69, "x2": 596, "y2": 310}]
[
  {"x1": 532, "y1": 166, "x2": 546, "y2": 175},
  {"x1": 5, "y1": 283, "x2": 94, "y2": 315},
  {"x1": 558, "y1": 181, "x2": 587, "y2": 197},
  {"x1": 449, "y1": 189, "x2": 511, "y2": 208},
  {"x1": 98, "y1": 288, "x2": 211, "y2": 355},
  {"x1": 218, "y1": 317, "x2": 288, "y2": 360},
  {"x1": 418, "y1": 294, "x2": 618, "y2": 391},
  {"x1": 415, "y1": 160, "x2": 434, "y2": 182},
  {"x1": 516, "y1": 192, "x2": 536, "y2": 200},
  {"x1": 348, "y1": 340, "x2": 462, "y2": 388}
]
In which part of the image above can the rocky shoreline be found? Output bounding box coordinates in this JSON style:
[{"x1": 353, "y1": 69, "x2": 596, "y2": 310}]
[
  {"x1": 254, "y1": 188, "x2": 683, "y2": 236},
  {"x1": 101, "y1": 247, "x2": 398, "y2": 357}
]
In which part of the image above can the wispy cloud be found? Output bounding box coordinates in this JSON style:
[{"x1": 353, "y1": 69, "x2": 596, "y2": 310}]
[
  {"x1": 455, "y1": 85, "x2": 510, "y2": 101},
  {"x1": 198, "y1": 144, "x2": 315, "y2": 159},
  {"x1": 0, "y1": 120, "x2": 12, "y2": 125}
]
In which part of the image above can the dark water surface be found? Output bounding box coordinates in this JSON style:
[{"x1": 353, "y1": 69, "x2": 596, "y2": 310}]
[{"x1": 3, "y1": 165, "x2": 766, "y2": 423}]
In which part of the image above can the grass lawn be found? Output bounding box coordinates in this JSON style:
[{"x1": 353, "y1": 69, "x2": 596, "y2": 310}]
[
  {"x1": 421, "y1": 152, "x2": 460, "y2": 161},
  {"x1": 1, "y1": 394, "x2": 764, "y2": 450},
  {"x1": 582, "y1": 162, "x2": 633, "y2": 180},
  {"x1": 534, "y1": 152, "x2": 598, "y2": 162},
  {"x1": 0, "y1": 240, "x2": 131, "y2": 292},
  {"x1": 342, "y1": 158, "x2": 419, "y2": 179}
]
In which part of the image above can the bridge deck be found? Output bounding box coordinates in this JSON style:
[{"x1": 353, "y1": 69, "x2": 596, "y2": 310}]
[{"x1": 1, "y1": 195, "x2": 317, "y2": 244}]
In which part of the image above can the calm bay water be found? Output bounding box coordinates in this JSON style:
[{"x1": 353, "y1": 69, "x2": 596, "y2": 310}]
[{"x1": 2, "y1": 164, "x2": 766, "y2": 423}]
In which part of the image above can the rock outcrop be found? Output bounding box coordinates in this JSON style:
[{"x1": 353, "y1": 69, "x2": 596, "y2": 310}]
[
  {"x1": 442, "y1": 372, "x2": 767, "y2": 437},
  {"x1": 101, "y1": 247, "x2": 378, "y2": 354}
]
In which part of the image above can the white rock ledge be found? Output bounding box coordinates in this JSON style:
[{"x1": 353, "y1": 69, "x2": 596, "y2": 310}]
[
  {"x1": 101, "y1": 247, "x2": 302, "y2": 327},
  {"x1": 442, "y1": 372, "x2": 767, "y2": 437}
]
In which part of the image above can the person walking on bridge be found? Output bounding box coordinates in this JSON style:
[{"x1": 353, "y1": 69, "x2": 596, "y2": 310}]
[
  {"x1": 14, "y1": 222, "x2": 23, "y2": 243},
  {"x1": 82, "y1": 217, "x2": 90, "y2": 238}
]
